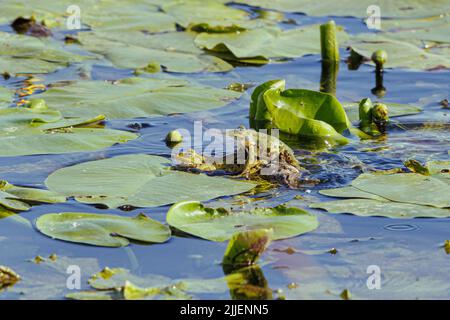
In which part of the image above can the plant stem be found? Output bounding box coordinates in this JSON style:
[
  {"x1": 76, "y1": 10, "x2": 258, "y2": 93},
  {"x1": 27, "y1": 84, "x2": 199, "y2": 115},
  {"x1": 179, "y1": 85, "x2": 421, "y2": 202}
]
[{"x1": 320, "y1": 20, "x2": 339, "y2": 62}]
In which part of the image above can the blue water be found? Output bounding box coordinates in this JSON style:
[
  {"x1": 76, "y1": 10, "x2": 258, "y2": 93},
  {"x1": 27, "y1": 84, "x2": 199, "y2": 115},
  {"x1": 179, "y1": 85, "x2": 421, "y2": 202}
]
[{"x1": 0, "y1": 4, "x2": 449, "y2": 300}]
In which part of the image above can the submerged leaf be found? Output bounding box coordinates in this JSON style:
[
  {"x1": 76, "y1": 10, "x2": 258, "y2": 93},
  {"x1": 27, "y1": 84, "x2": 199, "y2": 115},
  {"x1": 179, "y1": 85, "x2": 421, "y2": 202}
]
[
  {"x1": 166, "y1": 201, "x2": 319, "y2": 242},
  {"x1": 35, "y1": 212, "x2": 171, "y2": 247},
  {"x1": 45, "y1": 154, "x2": 256, "y2": 209},
  {"x1": 222, "y1": 229, "x2": 273, "y2": 270}
]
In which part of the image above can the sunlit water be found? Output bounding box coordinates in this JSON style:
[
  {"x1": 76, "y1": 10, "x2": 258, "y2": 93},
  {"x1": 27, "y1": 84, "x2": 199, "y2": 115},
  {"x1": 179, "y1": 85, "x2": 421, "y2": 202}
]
[{"x1": 0, "y1": 4, "x2": 449, "y2": 299}]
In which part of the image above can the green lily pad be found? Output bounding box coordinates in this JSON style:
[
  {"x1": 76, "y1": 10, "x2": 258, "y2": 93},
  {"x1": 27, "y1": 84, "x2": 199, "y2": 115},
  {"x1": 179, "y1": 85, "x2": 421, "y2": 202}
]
[
  {"x1": 82, "y1": 4, "x2": 176, "y2": 33},
  {"x1": 0, "y1": 179, "x2": 65, "y2": 211},
  {"x1": 8, "y1": 255, "x2": 101, "y2": 299},
  {"x1": 162, "y1": 0, "x2": 249, "y2": 28},
  {"x1": 45, "y1": 154, "x2": 256, "y2": 209},
  {"x1": 251, "y1": 79, "x2": 351, "y2": 144},
  {"x1": 66, "y1": 291, "x2": 113, "y2": 300},
  {"x1": 319, "y1": 186, "x2": 387, "y2": 201},
  {"x1": 0, "y1": 87, "x2": 13, "y2": 108},
  {"x1": 351, "y1": 173, "x2": 450, "y2": 208},
  {"x1": 38, "y1": 77, "x2": 241, "y2": 119},
  {"x1": 82, "y1": 266, "x2": 245, "y2": 300},
  {"x1": 343, "y1": 102, "x2": 422, "y2": 122},
  {"x1": 379, "y1": 15, "x2": 450, "y2": 44},
  {"x1": 35, "y1": 212, "x2": 171, "y2": 247},
  {"x1": 166, "y1": 201, "x2": 319, "y2": 242},
  {"x1": 310, "y1": 199, "x2": 450, "y2": 218},
  {"x1": 194, "y1": 24, "x2": 349, "y2": 64},
  {"x1": 0, "y1": 31, "x2": 92, "y2": 75},
  {"x1": 0, "y1": 105, "x2": 137, "y2": 157},
  {"x1": 347, "y1": 34, "x2": 450, "y2": 70},
  {"x1": 75, "y1": 31, "x2": 233, "y2": 73},
  {"x1": 312, "y1": 161, "x2": 450, "y2": 218},
  {"x1": 234, "y1": 0, "x2": 450, "y2": 18}
]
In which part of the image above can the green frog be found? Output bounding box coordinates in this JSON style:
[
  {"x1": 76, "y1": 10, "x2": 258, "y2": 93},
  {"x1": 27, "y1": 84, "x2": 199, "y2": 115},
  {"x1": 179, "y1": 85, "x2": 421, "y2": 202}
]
[{"x1": 173, "y1": 128, "x2": 312, "y2": 188}]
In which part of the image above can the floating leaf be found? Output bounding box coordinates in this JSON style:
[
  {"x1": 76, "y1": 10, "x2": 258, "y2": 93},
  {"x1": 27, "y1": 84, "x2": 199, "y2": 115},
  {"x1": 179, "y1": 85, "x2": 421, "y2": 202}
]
[
  {"x1": 0, "y1": 103, "x2": 137, "y2": 157},
  {"x1": 312, "y1": 162, "x2": 450, "y2": 218},
  {"x1": 0, "y1": 31, "x2": 92, "y2": 75},
  {"x1": 166, "y1": 201, "x2": 319, "y2": 242},
  {"x1": 0, "y1": 86, "x2": 13, "y2": 108},
  {"x1": 8, "y1": 255, "x2": 100, "y2": 299},
  {"x1": 0, "y1": 179, "x2": 65, "y2": 211},
  {"x1": 311, "y1": 199, "x2": 450, "y2": 218},
  {"x1": 45, "y1": 154, "x2": 256, "y2": 209},
  {"x1": 162, "y1": 0, "x2": 249, "y2": 28},
  {"x1": 66, "y1": 291, "x2": 113, "y2": 300},
  {"x1": 84, "y1": 266, "x2": 244, "y2": 300},
  {"x1": 351, "y1": 173, "x2": 450, "y2": 208},
  {"x1": 39, "y1": 77, "x2": 241, "y2": 119},
  {"x1": 75, "y1": 31, "x2": 233, "y2": 73},
  {"x1": 347, "y1": 34, "x2": 450, "y2": 70},
  {"x1": 195, "y1": 24, "x2": 349, "y2": 64},
  {"x1": 234, "y1": 0, "x2": 450, "y2": 18},
  {"x1": 36, "y1": 212, "x2": 171, "y2": 247}
]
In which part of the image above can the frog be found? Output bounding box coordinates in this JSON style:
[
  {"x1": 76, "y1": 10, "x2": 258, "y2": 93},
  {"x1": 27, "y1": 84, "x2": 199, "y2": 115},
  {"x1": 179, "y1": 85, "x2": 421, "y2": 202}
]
[{"x1": 173, "y1": 128, "x2": 314, "y2": 188}]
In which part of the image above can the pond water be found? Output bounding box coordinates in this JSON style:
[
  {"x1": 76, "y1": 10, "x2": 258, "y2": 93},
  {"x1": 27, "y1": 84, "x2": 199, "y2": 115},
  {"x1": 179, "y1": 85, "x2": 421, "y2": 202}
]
[{"x1": 0, "y1": 3, "x2": 449, "y2": 299}]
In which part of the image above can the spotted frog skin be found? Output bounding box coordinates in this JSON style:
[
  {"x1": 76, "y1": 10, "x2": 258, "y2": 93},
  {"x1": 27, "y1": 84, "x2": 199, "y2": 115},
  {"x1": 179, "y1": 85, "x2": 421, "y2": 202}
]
[{"x1": 174, "y1": 128, "x2": 311, "y2": 188}]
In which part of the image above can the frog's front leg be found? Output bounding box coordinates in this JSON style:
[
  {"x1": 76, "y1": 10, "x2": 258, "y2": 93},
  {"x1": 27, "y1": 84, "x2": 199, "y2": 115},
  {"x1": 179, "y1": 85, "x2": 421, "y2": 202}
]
[{"x1": 240, "y1": 136, "x2": 260, "y2": 178}]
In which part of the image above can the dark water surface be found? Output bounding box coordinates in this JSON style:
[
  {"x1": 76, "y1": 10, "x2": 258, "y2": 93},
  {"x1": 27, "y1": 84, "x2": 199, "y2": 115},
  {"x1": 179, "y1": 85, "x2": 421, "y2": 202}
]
[{"x1": 0, "y1": 5, "x2": 449, "y2": 299}]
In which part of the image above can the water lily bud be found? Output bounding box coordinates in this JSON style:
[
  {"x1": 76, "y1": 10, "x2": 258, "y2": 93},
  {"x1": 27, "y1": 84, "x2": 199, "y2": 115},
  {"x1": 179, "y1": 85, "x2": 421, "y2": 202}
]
[
  {"x1": 371, "y1": 50, "x2": 387, "y2": 69},
  {"x1": 372, "y1": 103, "x2": 389, "y2": 122},
  {"x1": 165, "y1": 130, "x2": 183, "y2": 146},
  {"x1": 27, "y1": 98, "x2": 48, "y2": 110}
]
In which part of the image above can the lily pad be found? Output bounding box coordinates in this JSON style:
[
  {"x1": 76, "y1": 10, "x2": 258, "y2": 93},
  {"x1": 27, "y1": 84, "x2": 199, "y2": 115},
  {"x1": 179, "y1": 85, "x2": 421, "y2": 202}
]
[
  {"x1": 0, "y1": 31, "x2": 92, "y2": 75},
  {"x1": 0, "y1": 87, "x2": 13, "y2": 108},
  {"x1": 35, "y1": 212, "x2": 171, "y2": 247},
  {"x1": 347, "y1": 34, "x2": 450, "y2": 70},
  {"x1": 162, "y1": 0, "x2": 249, "y2": 28},
  {"x1": 195, "y1": 24, "x2": 349, "y2": 64},
  {"x1": 0, "y1": 180, "x2": 65, "y2": 211},
  {"x1": 81, "y1": 266, "x2": 246, "y2": 300},
  {"x1": 312, "y1": 162, "x2": 450, "y2": 218},
  {"x1": 234, "y1": 0, "x2": 450, "y2": 18},
  {"x1": 310, "y1": 199, "x2": 450, "y2": 218},
  {"x1": 75, "y1": 31, "x2": 233, "y2": 73},
  {"x1": 351, "y1": 173, "x2": 450, "y2": 208},
  {"x1": 166, "y1": 201, "x2": 319, "y2": 242},
  {"x1": 45, "y1": 154, "x2": 256, "y2": 209},
  {"x1": 0, "y1": 104, "x2": 137, "y2": 156},
  {"x1": 38, "y1": 77, "x2": 241, "y2": 119}
]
